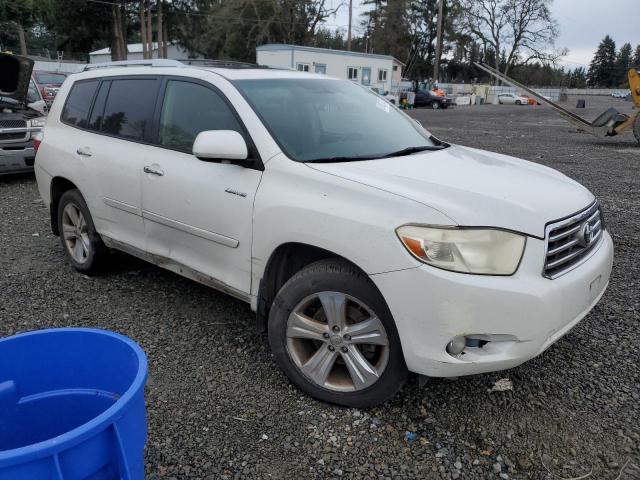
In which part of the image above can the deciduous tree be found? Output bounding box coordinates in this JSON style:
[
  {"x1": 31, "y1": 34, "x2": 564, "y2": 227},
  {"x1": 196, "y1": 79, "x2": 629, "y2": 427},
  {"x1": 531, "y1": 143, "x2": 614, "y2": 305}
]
[
  {"x1": 0, "y1": 0, "x2": 41, "y2": 54},
  {"x1": 458, "y1": 0, "x2": 561, "y2": 77}
]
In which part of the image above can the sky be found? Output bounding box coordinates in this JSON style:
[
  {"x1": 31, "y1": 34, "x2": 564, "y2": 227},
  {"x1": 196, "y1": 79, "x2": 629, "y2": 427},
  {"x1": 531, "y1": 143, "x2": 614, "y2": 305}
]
[{"x1": 329, "y1": 0, "x2": 640, "y2": 69}]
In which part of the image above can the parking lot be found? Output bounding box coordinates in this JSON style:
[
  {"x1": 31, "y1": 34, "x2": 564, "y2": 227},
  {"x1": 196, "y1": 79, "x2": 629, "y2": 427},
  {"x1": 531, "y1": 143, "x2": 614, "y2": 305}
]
[{"x1": 1, "y1": 97, "x2": 638, "y2": 479}]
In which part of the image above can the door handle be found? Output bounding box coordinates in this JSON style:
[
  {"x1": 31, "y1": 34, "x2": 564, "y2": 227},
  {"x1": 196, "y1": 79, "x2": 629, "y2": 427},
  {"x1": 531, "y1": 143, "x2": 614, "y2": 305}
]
[
  {"x1": 76, "y1": 147, "x2": 92, "y2": 157},
  {"x1": 143, "y1": 165, "x2": 164, "y2": 176}
]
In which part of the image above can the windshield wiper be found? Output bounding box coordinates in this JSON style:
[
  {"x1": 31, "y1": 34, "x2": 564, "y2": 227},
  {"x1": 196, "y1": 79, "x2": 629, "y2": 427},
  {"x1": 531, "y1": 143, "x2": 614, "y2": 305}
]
[
  {"x1": 305, "y1": 155, "x2": 380, "y2": 163},
  {"x1": 379, "y1": 145, "x2": 446, "y2": 158},
  {"x1": 304, "y1": 144, "x2": 447, "y2": 163}
]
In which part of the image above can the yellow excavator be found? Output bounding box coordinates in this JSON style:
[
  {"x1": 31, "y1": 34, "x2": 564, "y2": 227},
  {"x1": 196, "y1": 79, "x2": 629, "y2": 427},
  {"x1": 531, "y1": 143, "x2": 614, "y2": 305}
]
[{"x1": 475, "y1": 62, "x2": 640, "y2": 145}]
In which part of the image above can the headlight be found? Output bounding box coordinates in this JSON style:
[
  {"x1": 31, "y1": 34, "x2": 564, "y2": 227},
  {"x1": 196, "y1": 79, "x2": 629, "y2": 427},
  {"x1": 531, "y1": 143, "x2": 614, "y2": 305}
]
[
  {"x1": 29, "y1": 118, "x2": 46, "y2": 128},
  {"x1": 396, "y1": 225, "x2": 526, "y2": 275}
]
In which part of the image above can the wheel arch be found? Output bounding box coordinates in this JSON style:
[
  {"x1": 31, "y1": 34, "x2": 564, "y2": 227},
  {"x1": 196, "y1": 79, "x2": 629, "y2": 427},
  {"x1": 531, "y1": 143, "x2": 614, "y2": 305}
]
[
  {"x1": 50, "y1": 177, "x2": 80, "y2": 236},
  {"x1": 255, "y1": 242, "x2": 376, "y2": 333}
]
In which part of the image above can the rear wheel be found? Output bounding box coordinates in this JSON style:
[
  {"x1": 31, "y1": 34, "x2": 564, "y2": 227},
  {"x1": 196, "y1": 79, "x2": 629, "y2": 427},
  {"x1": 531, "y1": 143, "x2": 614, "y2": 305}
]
[
  {"x1": 633, "y1": 115, "x2": 640, "y2": 144},
  {"x1": 57, "y1": 189, "x2": 108, "y2": 274},
  {"x1": 268, "y1": 259, "x2": 407, "y2": 407}
]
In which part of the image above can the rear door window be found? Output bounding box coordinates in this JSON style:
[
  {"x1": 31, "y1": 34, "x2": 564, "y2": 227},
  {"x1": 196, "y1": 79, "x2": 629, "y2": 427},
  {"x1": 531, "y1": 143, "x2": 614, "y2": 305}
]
[
  {"x1": 88, "y1": 81, "x2": 110, "y2": 131},
  {"x1": 158, "y1": 80, "x2": 242, "y2": 152},
  {"x1": 61, "y1": 80, "x2": 99, "y2": 128},
  {"x1": 100, "y1": 78, "x2": 159, "y2": 142}
]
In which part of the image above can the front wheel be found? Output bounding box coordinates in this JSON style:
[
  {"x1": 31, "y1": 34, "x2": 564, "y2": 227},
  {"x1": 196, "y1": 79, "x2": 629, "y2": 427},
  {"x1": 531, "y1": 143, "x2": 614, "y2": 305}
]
[
  {"x1": 431, "y1": 102, "x2": 439, "y2": 110},
  {"x1": 57, "y1": 189, "x2": 108, "y2": 274},
  {"x1": 515, "y1": 100, "x2": 521, "y2": 105},
  {"x1": 268, "y1": 259, "x2": 407, "y2": 407}
]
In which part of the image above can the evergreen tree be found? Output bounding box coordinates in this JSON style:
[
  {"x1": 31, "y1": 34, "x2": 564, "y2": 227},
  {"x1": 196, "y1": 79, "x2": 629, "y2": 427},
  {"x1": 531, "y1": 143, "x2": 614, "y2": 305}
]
[
  {"x1": 633, "y1": 44, "x2": 640, "y2": 68},
  {"x1": 568, "y1": 67, "x2": 587, "y2": 88},
  {"x1": 616, "y1": 42, "x2": 632, "y2": 86},
  {"x1": 588, "y1": 35, "x2": 617, "y2": 87}
]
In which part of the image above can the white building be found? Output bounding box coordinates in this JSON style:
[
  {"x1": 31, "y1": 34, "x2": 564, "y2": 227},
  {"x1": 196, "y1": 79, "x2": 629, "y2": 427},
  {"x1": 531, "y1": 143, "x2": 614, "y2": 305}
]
[
  {"x1": 89, "y1": 42, "x2": 203, "y2": 63},
  {"x1": 256, "y1": 44, "x2": 404, "y2": 93}
]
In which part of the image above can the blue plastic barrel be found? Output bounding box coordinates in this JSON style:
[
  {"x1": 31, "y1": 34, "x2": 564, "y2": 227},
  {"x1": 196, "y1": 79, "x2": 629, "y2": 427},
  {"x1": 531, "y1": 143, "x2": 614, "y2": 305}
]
[{"x1": 0, "y1": 328, "x2": 148, "y2": 479}]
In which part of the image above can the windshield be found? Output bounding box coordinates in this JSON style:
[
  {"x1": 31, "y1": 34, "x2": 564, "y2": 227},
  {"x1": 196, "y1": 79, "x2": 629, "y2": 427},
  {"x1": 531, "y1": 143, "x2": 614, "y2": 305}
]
[
  {"x1": 34, "y1": 72, "x2": 66, "y2": 85},
  {"x1": 235, "y1": 78, "x2": 435, "y2": 162}
]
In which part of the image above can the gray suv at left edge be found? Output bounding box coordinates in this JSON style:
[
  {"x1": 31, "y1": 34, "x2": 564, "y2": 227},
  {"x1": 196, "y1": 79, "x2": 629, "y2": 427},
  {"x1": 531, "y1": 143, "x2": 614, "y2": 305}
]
[{"x1": 1, "y1": 53, "x2": 47, "y2": 175}]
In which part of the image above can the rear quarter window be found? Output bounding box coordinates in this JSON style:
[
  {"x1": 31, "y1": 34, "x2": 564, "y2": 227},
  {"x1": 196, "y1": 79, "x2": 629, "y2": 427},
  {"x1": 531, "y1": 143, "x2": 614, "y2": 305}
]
[{"x1": 61, "y1": 80, "x2": 99, "y2": 128}]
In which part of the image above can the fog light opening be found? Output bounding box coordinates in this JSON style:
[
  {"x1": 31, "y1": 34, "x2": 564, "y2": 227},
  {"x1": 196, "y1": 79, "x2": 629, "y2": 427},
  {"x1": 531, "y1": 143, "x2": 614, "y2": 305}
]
[
  {"x1": 446, "y1": 336, "x2": 467, "y2": 355},
  {"x1": 446, "y1": 336, "x2": 489, "y2": 356}
]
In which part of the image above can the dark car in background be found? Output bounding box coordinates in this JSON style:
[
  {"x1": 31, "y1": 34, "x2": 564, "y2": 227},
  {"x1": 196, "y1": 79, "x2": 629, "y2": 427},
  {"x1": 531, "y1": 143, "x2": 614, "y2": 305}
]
[
  {"x1": 414, "y1": 89, "x2": 454, "y2": 109},
  {"x1": 32, "y1": 70, "x2": 67, "y2": 106}
]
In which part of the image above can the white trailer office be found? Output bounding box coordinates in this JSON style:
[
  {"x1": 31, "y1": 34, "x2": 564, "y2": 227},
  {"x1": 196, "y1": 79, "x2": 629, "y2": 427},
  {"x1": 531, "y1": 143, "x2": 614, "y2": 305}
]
[{"x1": 256, "y1": 44, "x2": 404, "y2": 94}]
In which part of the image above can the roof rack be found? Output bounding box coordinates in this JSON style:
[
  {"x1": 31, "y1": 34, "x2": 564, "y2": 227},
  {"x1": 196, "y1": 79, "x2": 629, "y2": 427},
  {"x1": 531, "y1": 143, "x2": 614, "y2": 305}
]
[
  {"x1": 178, "y1": 59, "x2": 268, "y2": 69},
  {"x1": 82, "y1": 58, "x2": 270, "y2": 72},
  {"x1": 83, "y1": 59, "x2": 183, "y2": 71}
]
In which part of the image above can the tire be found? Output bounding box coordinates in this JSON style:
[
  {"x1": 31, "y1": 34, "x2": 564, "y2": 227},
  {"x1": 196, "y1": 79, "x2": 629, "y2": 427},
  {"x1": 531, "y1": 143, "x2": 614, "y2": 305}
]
[
  {"x1": 268, "y1": 259, "x2": 408, "y2": 408},
  {"x1": 633, "y1": 115, "x2": 640, "y2": 145},
  {"x1": 431, "y1": 102, "x2": 439, "y2": 110},
  {"x1": 515, "y1": 100, "x2": 521, "y2": 105},
  {"x1": 57, "y1": 189, "x2": 108, "y2": 274}
]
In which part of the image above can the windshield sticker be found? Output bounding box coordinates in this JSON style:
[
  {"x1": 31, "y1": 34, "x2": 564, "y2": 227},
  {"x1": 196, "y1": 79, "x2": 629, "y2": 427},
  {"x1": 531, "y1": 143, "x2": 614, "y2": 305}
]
[{"x1": 376, "y1": 97, "x2": 390, "y2": 113}]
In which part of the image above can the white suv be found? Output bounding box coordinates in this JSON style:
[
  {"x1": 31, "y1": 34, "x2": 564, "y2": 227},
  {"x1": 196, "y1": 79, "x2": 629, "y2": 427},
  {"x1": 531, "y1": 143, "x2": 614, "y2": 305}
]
[{"x1": 35, "y1": 60, "x2": 613, "y2": 407}]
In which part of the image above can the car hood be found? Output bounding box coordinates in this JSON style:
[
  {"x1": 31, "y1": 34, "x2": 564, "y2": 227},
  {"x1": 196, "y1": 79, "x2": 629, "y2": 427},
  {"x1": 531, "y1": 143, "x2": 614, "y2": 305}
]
[
  {"x1": 0, "y1": 53, "x2": 34, "y2": 104},
  {"x1": 306, "y1": 145, "x2": 594, "y2": 238}
]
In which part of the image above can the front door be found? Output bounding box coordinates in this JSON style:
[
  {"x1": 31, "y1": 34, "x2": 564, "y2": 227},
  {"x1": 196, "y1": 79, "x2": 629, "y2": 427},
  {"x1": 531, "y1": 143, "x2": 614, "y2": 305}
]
[
  {"x1": 141, "y1": 78, "x2": 262, "y2": 296},
  {"x1": 361, "y1": 67, "x2": 371, "y2": 86}
]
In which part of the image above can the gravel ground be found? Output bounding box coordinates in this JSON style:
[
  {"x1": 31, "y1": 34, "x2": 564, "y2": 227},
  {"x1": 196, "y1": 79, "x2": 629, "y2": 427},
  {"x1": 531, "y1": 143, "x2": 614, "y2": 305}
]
[{"x1": 1, "y1": 96, "x2": 639, "y2": 479}]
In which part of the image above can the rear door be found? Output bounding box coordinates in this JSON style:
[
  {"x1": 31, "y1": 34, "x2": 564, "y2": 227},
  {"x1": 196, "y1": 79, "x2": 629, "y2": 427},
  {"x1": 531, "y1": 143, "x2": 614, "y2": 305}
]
[
  {"x1": 87, "y1": 76, "x2": 161, "y2": 250},
  {"x1": 140, "y1": 77, "x2": 263, "y2": 297}
]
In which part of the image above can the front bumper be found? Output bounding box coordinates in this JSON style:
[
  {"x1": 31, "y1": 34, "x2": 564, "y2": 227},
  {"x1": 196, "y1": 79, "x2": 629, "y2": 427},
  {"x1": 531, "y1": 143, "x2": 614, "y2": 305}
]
[
  {"x1": 0, "y1": 141, "x2": 35, "y2": 175},
  {"x1": 371, "y1": 232, "x2": 613, "y2": 377}
]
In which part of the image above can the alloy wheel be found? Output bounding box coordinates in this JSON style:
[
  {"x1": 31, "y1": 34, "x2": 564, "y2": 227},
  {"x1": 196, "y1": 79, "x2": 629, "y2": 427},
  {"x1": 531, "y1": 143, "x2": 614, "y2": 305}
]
[
  {"x1": 61, "y1": 203, "x2": 90, "y2": 264},
  {"x1": 286, "y1": 291, "x2": 390, "y2": 392}
]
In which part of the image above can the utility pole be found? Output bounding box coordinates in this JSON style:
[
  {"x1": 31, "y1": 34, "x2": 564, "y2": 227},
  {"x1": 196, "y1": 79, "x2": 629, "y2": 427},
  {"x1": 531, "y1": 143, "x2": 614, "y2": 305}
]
[
  {"x1": 433, "y1": 0, "x2": 444, "y2": 82},
  {"x1": 347, "y1": 0, "x2": 353, "y2": 51}
]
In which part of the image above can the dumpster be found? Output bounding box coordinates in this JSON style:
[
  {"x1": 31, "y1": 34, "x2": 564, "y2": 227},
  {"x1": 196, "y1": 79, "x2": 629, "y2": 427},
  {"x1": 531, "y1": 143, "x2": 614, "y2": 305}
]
[{"x1": 0, "y1": 328, "x2": 148, "y2": 479}]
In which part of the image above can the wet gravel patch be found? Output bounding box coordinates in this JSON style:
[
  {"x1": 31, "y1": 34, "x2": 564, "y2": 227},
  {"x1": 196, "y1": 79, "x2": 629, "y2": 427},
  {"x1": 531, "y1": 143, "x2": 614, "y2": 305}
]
[{"x1": 1, "y1": 96, "x2": 638, "y2": 479}]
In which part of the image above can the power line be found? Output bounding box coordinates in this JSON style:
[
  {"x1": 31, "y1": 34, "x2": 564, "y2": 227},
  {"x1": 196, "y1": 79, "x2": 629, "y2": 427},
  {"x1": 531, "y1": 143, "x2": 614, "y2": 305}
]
[{"x1": 84, "y1": 0, "x2": 351, "y2": 29}]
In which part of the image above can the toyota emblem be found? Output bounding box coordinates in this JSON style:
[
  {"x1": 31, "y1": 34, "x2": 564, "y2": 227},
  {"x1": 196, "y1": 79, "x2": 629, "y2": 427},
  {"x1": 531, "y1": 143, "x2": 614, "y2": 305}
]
[{"x1": 579, "y1": 222, "x2": 595, "y2": 247}]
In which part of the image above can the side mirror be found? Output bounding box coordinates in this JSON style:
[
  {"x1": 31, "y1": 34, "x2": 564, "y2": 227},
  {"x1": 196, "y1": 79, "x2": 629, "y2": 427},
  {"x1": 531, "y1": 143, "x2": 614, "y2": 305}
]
[
  {"x1": 28, "y1": 100, "x2": 47, "y2": 115},
  {"x1": 193, "y1": 130, "x2": 248, "y2": 161}
]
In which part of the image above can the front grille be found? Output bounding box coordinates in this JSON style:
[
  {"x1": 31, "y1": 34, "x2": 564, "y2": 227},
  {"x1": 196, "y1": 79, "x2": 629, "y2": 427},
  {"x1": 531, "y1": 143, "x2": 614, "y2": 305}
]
[
  {"x1": 0, "y1": 120, "x2": 27, "y2": 129},
  {"x1": 543, "y1": 202, "x2": 604, "y2": 279},
  {"x1": 0, "y1": 120, "x2": 28, "y2": 142},
  {"x1": 0, "y1": 132, "x2": 27, "y2": 141}
]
